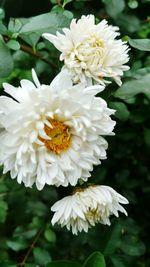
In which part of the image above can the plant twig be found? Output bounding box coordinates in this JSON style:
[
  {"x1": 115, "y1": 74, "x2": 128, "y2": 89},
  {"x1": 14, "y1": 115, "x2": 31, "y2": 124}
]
[
  {"x1": 57, "y1": 0, "x2": 62, "y2": 6},
  {"x1": 19, "y1": 228, "x2": 43, "y2": 267},
  {"x1": 3, "y1": 35, "x2": 56, "y2": 68},
  {"x1": 20, "y1": 43, "x2": 56, "y2": 67}
]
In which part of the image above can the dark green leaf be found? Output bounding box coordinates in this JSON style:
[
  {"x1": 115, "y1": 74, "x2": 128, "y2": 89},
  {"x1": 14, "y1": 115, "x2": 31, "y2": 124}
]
[
  {"x1": 20, "y1": 12, "x2": 70, "y2": 34},
  {"x1": 0, "y1": 21, "x2": 7, "y2": 34},
  {"x1": 33, "y1": 247, "x2": 51, "y2": 265},
  {"x1": 128, "y1": 0, "x2": 138, "y2": 9},
  {"x1": 19, "y1": 12, "x2": 71, "y2": 47},
  {"x1": 120, "y1": 236, "x2": 146, "y2": 256},
  {"x1": 114, "y1": 74, "x2": 150, "y2": 100},
  {"x1": 0, "y1": 200, "x2": 8, "y2": 223},
  {"x1": 6, "y1": 40, "x2": 20, "y2": 51},
  {"x1": 8, "y1": 18, "x2": 22, "y2": 33},
  {"x1": 46, "y1": 261, "x2": 81, "y2": 267},
  {"x1": 0, "y1": 8, "x2": 5, "y2": 19},
  {"x1": 44, "y1": 228, "x2": 56, "y2": 243},
  {"x1": 144, "y1": 128, "x2": 150, "y2": 146},
  {"x1": 13, "y1": 226, "x2": 37, "y2": 239},
  {"x1": 111, "y1": 255, "x2": 127, "y2": 267},
  {"x1": 19, "y1": 32, "x2": 40, "y2": 47},
  {"x1": 25, "y1": 264, "x2": 38, "y2": 267},
  {"x1": 0, "y1": 38, "x2": 14, "y2": 77},
  {"x1": 103, "y1": 223, "x2": 122, "y2": 255},
  {"x1": 99, "y1": 223, "x2": 122, "y2": 256},
  {"x1": 83, "y1": 252, "x2": 106, "y2": 267},
  {"x1": 109, "y1": 102, "x2": 130, "y2": 121},
  {"x1": 7, "y1": 238, "x2": 28, "y2": 251},
  {"x1": 129, "y1": 37, "x2": 150, "y2": 51},
  {"x1": 117, "y1": 14, "x2": 140, "y2": 33},
  {"x1": 0, "y1": 182, "x2": 8, "y2": 193},
  {"x1": 102, "y1": 0, "x2": 125, "y2": 18}
]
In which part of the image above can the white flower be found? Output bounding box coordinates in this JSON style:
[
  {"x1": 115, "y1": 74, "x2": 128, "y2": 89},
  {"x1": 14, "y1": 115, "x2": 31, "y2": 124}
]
[
  {"x1": 0, "y1": 70, "x2": 115, "y2": 190},
  {"x1": 51, "y1": 185, "x2": 129, "y2": 234},
  {"x1": 43, "y1": 14, "x2": 130, "y2": 86}
]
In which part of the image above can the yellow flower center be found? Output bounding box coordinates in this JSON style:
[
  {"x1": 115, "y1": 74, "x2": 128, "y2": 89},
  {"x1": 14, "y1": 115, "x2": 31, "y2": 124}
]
[
  {"x1": 40, "y1": 119, "x2": 71, "y2": 154},
  {"x1": 74, "y1": 35, "x2": 105, "y2": 68},
  {"x1": 91, "y1": 37, "x2": 104, "y2": 48},
  {"x1": 86, "y1": 207, "x2": 100, "y2": 223}
]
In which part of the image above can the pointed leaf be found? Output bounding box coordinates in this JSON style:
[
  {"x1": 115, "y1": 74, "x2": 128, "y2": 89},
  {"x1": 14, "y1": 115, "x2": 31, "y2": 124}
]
[
  {"x1": 114, "y1": 74, "x2": 150, "y2": 100},
  {"x1": 0, "y1": 38, "x2": 13, "y2": 77},
  {"x1": 129, "y1": 38, "x2": 150, "y2": 51},
  {"x1": 83, "y1": 252, "x2": 106, "y2": 267}
]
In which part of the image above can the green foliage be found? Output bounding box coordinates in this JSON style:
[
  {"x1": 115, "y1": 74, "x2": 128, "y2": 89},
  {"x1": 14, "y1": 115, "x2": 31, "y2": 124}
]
[
  {"x1": 102, "y1": 0, "x2": 125, "y2": 18},
  {"x1": 129, "y1": 37, "x2": 150, "y2": 51},
  {"x1": 0, "y1": 0, "x2": 150, "y2": 266},
  {"x1": 114, "y1": 74, "x2": 150, "y2": 100},
  {"x1": 0, "y1": 199, "x2": 8, "y2": 223},
  {"x1": 83, "y1": 252, "x2": 106, "y2": 267},
  {"x1": 46, "y1": 261, "x2": 81, "y2": 267},
  {"x1": 0, "y1": 37, "x2": 14, "y2": 77},
  {"x1": 33, "y1": 247, "x2": 51, "y2": 265},
  {"x1": 109, "y1": 102, "x2": 130, "y2": 121}
]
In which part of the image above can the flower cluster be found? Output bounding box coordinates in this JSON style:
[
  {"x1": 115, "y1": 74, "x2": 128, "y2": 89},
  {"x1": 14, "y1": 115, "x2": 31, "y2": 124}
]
[{"x1": 0, "y1": 14, "x2": 129, "y2": 234}]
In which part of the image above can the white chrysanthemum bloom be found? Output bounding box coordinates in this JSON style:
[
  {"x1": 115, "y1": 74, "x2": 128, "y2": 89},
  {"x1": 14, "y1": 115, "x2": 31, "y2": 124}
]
[
  {"x1": 43, "y1": 14, "x2": 130, "y2": 86},
  {"x1": 51, "y1": 185, "x2": 129, "y2": 234},
  {"x1": 0, "y1": 70, "x2": 115, "y2": 190}
]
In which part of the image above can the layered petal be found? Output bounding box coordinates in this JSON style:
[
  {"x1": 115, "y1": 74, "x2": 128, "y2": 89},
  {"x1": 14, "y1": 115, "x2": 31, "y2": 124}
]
[
  {"x1": 43, "y1": 15, "x2": 130, "y2": 86},
  {"x1": 0, "y1": 70, "x2": 115, "y2": 190},
  {"x1": 51, "y1": 185, "x2": 129, "y2": 234}
]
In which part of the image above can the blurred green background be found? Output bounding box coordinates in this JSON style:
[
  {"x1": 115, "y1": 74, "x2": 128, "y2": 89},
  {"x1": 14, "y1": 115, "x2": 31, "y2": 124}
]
[{"x1": 0, "y1": 0, "x2": 150, "y2": 266}]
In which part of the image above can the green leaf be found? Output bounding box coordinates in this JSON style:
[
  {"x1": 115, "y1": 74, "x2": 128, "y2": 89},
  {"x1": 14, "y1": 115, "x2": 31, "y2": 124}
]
[
  {"x1": 27, "y1": 200, "x2": 48, "y2": 216},
  {"x1": 33, "y1": 247, "x2": 51, "y2": 265},
  {"x1": 44, "y1": 228, "x2": 56, "y2": 243},
  {"x1": 7, "y1": 238, "x2": 28, "y2": 251},
  {"x1": 19, "y1": 12, "x2": 71, "y2": 47},
  {"x1": 144, "y1": 128, "x2": 150, "y2": 146},
  {"x1": 0, "y1": 21, "x2": 7, "y2": 34},
  {"x1": 116, "y1": 14, "x2": 140, "y2": 33},
  {"x1": 25, "y1": 264, "x2": 37, "y2": 267},
  {"x1": 103, "y1": 223, "x2": 122, "y2": 255},
  {"x1": 13, "y1": 226, "x2": 37, "y2": 239},
  {"x1": 83, "y1": 252, "x2": 106, "y2": 267},
  {"x1": 51, "y1": 6, "x2": 73, "y2": 19},
  {"x1": 0, "y1": 249, "x2": 8, "y2": 261},
  {"x1": 111, "y1": 255, "x2": 127, "y2": 267},
  {"x1": 114, "y1": 74, "x2": 150, "y2": 100},
  {"x1": 46, "y1": 261, "x2": 81, "y2": 267},
  {"x1": 128, "y1": 0, "x2": 138, "y2": 9},
  {"x1": 122, "y1": 218, "x2": 140, "y2": 236},
  {"x1": 120, "y1": 236, "x2": 146, "y2": 256},
  {"x1": 102, "y1": 0, "x2": 125, "y2": 18},
  {"x1": 8, "y1": 18, "x2": 22, "y2": 33},
  {"x1": 129, "y1": 37, "x2": 150, "y2": 51},
  {"x1": 21, "y1": 33, "x2": 40, "y2": 48},
  {"x1": 0, "y1": 200, "x2": 8, "y2": 223},
  {"x1": 109, "y1": 102, "x2": 130, "y2": 121},
  {"x1": 6, "y1": 40, "x2": 20, "y2": 51},
  {"x1": 0, "y1": 37, "x2": 14, "y2": 77},
  {"x1": 0, "y1": 8, "x2": 5, "y2": 20},
  {"x1": 20, "y1": 12, "x2": 70, "y2": 34},
  {"x1": 0, "y1": 182, "x2": 8, "y2": 193}
]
